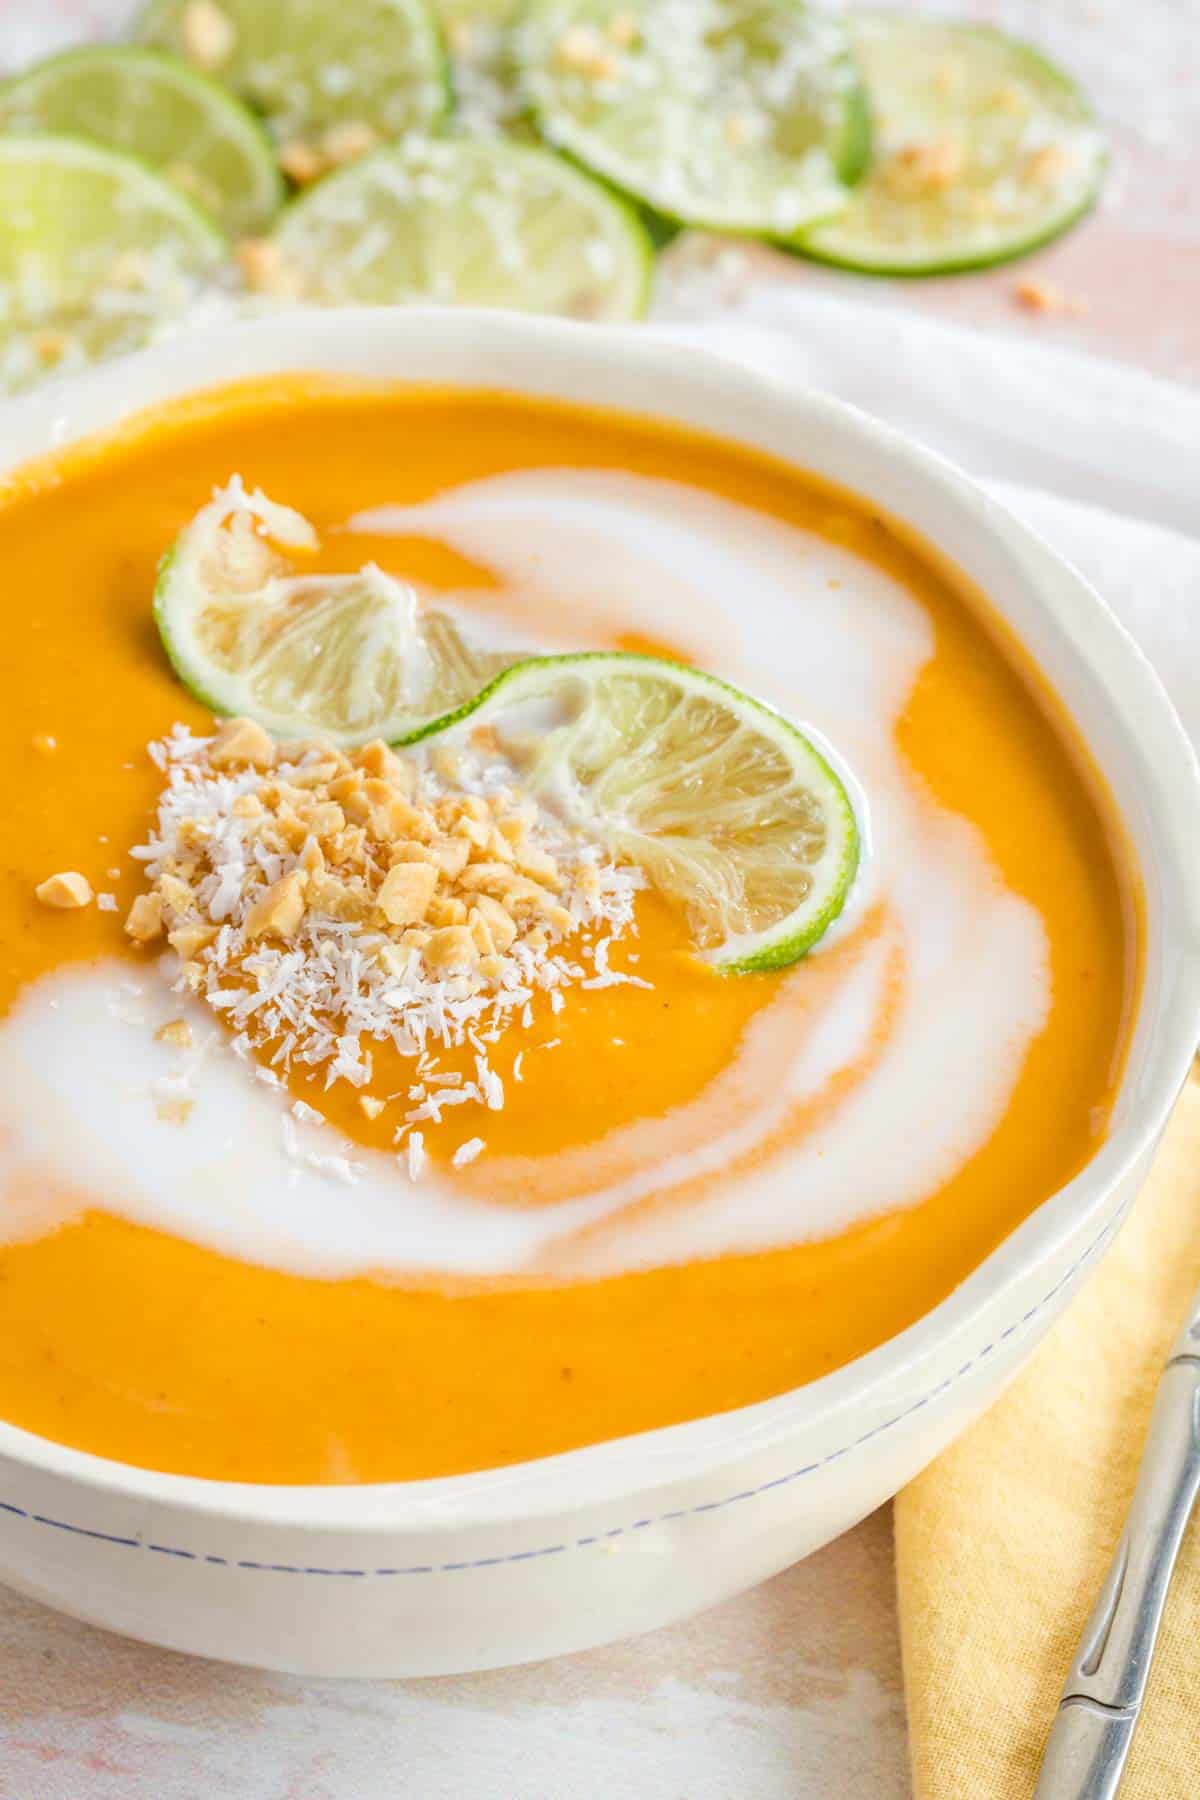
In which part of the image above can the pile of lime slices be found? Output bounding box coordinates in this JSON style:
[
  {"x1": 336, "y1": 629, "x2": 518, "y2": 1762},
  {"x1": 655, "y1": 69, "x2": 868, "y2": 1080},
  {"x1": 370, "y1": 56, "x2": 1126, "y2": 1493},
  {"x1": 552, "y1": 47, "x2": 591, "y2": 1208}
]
[
  {"x1": 0, "y1": 1, "x2": 1104, "y2": 391},
  {"x1": 155, "y1": 482, "x2": 859, "y2": 971}
]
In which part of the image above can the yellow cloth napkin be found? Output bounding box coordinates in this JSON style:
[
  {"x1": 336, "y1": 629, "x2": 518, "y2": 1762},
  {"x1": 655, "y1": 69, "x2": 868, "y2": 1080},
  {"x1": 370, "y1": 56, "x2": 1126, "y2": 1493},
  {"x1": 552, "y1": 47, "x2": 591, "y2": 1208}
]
[{"x1": 896, "y1": 1070, "x2": 1200, "y2": 1799}]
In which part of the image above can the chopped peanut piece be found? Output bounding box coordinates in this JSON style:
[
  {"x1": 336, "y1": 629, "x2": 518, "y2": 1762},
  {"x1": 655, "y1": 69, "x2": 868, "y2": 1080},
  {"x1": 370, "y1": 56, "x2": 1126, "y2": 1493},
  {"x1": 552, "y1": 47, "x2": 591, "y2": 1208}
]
[
  {"x1": 279, "y1": 140, "x2": 325, "y2": 185},
  {"x1": 209, "y1": 716, "x2": 276, "y2": 771},
  {"x1": 378, "y1": 861, "x2": 438, "y2": 927},
  {"x1": 125, "y1": 892, "x2": 165, "y2": 942},
  {"x1": 244, "y1": 871, "x2": 307, "y2": 940},
  {"x1": 36, "y1": 870, "x2": 93, "y2": 909},
  {"x1": 1024, "y1": 145, "x2": 1071, "y2": 189},
  {"x1": 515, "y1": 844, "x2": 560, "y2": 887},
  {"x1": 31, "y1": 329, "x2": 71, "y2": 366},
  {"x1": 425, "y1": 925, "x2": 479, "y2": 971},
  {"x1": 1013, "y1": 277, "x2": 1086, "y2": 317},
  {"x1": 155, "y1": 1095, "x2": 195, "y2": 1125},
  {"x1": 473, "y1": 892, "x2": 518, "y2": 952},
  {"x1": 237, "y1": 237, "x2": 302, "y2": 299},
  {"x1": 358, "y1": 739, "x2": 400, "y2": 779},
  {"x1": 359, "y1": 1095, "x2": 385, "y2": 1120},
  {"x1": 556, "y1": 25, "x2": 617, "y2": 79},
  {"x1": 156, "y1": 1018, "x2": 193, "y2": 1049},
  {"x1": 882, "y1": 138, "x2": 965, "y2": 197},
  {"x1": 168, "y1": 922, "x2": 218, "y2": 959},
  {"x1": 181, "y1": 0, "x2": 235, "y2": 70},
  {"x1": 321, "y1": 121, "x2": 378, "y2": 166}
]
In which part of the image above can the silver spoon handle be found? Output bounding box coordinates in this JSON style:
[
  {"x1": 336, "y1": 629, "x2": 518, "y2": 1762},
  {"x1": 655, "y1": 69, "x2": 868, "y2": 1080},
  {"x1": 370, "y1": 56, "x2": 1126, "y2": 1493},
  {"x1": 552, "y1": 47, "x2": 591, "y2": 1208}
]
[{"x1": 1034, "y1": 1293, "x2": 1200, "y2": 1799}]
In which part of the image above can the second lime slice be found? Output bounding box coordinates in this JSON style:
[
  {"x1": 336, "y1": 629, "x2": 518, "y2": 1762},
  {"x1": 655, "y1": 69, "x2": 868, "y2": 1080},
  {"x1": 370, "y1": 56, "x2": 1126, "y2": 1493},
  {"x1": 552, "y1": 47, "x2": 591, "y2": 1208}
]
[
  {"x1": 266, "y1": 138, "x2": 653, "y2": 317},
  {"x1": 406, "y1": 652, "x2": 861, "y2": 970}
]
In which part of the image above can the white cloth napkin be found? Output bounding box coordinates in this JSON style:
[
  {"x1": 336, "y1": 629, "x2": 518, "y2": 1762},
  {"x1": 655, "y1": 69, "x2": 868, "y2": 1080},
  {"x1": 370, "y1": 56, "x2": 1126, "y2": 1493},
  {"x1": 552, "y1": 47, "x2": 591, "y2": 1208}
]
[{"x1": 656, "y1": 287, "x2": 1200, "y2": 750}]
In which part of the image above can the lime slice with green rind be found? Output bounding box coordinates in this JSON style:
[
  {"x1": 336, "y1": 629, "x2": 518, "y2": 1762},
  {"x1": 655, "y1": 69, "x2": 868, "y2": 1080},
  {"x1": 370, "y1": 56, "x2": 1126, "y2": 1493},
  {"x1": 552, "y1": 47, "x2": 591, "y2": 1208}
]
[
  {"x1": 0, "y1": 47, "x2": 283, "y2": 236},
  {"x1": 518, "y1": 0, "x2": 869, "y2": 238},
  {"x1": 137, "y1": 0, "x2": 450, "y2": 148},
  {"x1": 154, "y1": 478, "x2": 516, "y2": 745},
  {"x1": 0, "y1": 135, "x2": 226, "y2": 395},
  {"x1": 799, "y1": 16, "x2": 1104, "y2": 274},
  {"x1": 404, "y1": 652, "x2": 860, "y2": 970},
  {"x1": 268, "y1": 138, "x2": 653, "y2": 317}
]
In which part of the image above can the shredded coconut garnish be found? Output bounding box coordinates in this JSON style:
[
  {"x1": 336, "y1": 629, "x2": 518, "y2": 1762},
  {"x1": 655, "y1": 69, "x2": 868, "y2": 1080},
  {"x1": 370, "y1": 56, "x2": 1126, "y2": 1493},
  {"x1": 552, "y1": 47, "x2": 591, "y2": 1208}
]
[{"x1": 126, "y1": 720, "x2": 645, "y2": 1176}]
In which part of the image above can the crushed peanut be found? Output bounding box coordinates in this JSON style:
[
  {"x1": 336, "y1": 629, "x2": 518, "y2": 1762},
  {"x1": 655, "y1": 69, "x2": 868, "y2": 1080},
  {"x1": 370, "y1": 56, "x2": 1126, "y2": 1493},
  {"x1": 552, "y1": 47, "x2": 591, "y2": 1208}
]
[
  {"x1": 279, "y1": 139, "x2": 326, "y2": 185},
  {"x1": 156, "y1": 1018, "x2": 194, "y2": 1049},
  {"x1": 180, "y1": 0, "x2": 235, "y2": 70},
  {"x1": 320, "y1": 121, "x2": 378, "y2": 167},
  {"x1": 881, "y1": 138, "x2": 966, "y2": 197},
  {"x1": 127, "y1": 723, "x2": 648, "y2": 1164},
  {"x1": 236, "y1": 237, "x2": 303, "y2": 299},
  {"x1": 1013, "y1": 277, "x2": 1087, "y2": 317},
  {"x1": 209, "y1": 715, "x2": 277, "y2": 771},
  {"x1": 35, "y1": 870, "x2": 93, "y2": 910},
  {"x1": 1024, "y1": 144, "x2": 1072, "y2": 189},
  {"x1": 556, "y1": 25, "x2": 618, "y2": 80},
  {"x1": 155, "y1": 1095, "x2": 195, "y2": 1126},
  {"x1": 125, "y1": 892, "x2": 165, "y2": 942}
]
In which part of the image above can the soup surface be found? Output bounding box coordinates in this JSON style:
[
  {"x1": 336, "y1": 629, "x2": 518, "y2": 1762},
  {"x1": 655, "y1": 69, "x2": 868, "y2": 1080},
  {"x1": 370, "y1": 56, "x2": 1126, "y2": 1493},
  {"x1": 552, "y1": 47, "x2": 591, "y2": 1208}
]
[{"x1": 0, "y1": 381, "x2": 1135, "y2": 1482}]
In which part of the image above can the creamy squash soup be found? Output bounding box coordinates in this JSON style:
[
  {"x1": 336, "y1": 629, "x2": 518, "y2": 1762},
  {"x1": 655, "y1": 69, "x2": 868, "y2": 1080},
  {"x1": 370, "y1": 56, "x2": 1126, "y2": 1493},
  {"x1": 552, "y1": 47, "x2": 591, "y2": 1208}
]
[{"x1": 0, "y1": 381, "x2": 1135, "y2": 1483}]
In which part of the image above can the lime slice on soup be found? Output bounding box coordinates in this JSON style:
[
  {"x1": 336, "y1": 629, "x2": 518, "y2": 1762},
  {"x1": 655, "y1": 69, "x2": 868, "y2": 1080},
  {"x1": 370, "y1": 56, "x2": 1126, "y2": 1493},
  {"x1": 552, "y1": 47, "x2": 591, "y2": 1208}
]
[
  {"x1": 266, "y1": 138, "x2": 653, "y2": 317},
  {"x1": 518, "y1": 0, "x2": 869, "y2": 237},
  {"x1": 154, "y1": 479, "x2": 514, "y2": 745},
  {"x1": 137, "y1": 0, "x2": 450, "y2": 147},
  {"x1": 0, "y1": 47, "x2": 283, "y2": 236},
  {"x1": 0, "y1": 135, "x2": 225, "y2": 394},
  {"x1": 799, "y1": 16, "x2": 1104, "y2": 274},
  {"x1": 407, "y1": 652, "x2": 860, "y2": 970}
]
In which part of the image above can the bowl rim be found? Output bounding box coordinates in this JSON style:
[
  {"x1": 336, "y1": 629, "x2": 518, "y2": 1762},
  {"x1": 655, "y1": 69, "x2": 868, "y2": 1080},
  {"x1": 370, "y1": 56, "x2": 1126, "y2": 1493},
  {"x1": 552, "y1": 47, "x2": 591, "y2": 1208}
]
[{"x1": 1, "y1": 307, "x2": 1198, "y2": 1533}]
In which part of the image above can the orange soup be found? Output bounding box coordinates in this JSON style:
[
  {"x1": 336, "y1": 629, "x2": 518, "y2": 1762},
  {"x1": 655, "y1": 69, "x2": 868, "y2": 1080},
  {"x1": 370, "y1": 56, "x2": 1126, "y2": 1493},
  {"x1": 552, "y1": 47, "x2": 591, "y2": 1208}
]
[{"x1": 0, "y1": 381, "x2": 1135, "y2": 1482}]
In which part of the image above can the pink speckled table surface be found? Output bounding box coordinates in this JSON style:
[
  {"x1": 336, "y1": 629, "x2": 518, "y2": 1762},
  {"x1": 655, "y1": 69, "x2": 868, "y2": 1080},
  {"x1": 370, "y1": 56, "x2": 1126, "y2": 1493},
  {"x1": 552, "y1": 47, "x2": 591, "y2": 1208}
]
[{"x1": 0, "y1": 4, "x2": 1196, "y2": 1796}]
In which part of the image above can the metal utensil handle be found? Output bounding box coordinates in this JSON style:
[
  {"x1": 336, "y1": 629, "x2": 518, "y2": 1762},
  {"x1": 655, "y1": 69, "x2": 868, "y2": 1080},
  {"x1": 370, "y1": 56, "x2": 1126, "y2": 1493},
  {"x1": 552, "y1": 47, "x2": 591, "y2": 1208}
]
[{"x1": 1034, "y1": 1295, "x2": 1200, "y2": 1799}]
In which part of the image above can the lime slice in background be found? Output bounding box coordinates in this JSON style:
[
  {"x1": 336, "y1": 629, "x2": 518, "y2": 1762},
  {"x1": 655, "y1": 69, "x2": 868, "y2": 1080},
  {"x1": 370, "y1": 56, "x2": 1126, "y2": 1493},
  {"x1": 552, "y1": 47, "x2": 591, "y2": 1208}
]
[
  {"x1": 137, "y1": 0, "x2": 450, "y2": 148},
  {"x1": 518, "y1": 0, "x2": 869, "y2": 238},
  {"x1": 0, "y1": 135, "x2": 226, "y2": 395},
  {"x1": 406, "y1": 652, "x2": 860, "y2": 970},
  {"x1": 0, "y1": 47, "x2": 283, "y2": 236},
  {"x1": 799, "y1": 15, "x2": 1105, "y2": 274},
  {"x1": 154, "y1": 478, "x2": 515, "y2": 745},
  {"x1": 266, "y1": 138, "x2": 653, "y2": 317}
]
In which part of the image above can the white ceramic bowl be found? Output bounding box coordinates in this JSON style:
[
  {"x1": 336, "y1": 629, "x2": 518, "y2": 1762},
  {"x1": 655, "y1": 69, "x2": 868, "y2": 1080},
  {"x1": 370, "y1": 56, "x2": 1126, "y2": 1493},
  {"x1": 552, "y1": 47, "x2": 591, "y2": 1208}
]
[{"x1": 1, "y1": 311, "x2": 1197, "y2": 1678}]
